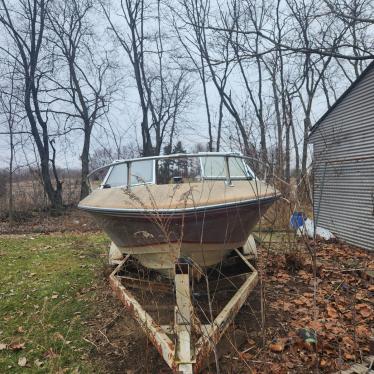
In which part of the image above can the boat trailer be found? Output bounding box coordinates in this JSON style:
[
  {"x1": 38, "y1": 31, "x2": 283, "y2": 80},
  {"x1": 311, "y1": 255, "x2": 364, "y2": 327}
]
[{"x1": 109, "y1": 249, "x2": 258, "y2": 373}]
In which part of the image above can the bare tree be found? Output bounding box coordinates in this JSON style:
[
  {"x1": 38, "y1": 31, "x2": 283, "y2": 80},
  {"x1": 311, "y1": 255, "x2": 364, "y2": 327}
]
[
  {"x1": 0, "y1": 63, "x2": 22, "y2": 224},
  {"x1": 325, "y1": 0, "x2": 374, "y2": 76},
  {"x1": 47, "y1": 0, "x2": 116, "y2": 199},
  {"x1": 267, "y1": 0, "x2": 289, "y2": 179},
  {"x1": 173, "y1": 3, "x2": 227, "y2": 152},
  {"x1": 230, "y1": 0, "x2": 270, "y2": 169},
  {"x1": 101, "y1": 0, "x2": 191, "y2": 156},
  {"x1": 285, "y1": 0, "x2": 335, "y2": 187},
  {"x1": 0, "y1": 0, "x2": 64, "y2": 210},
  {"x1": 173, "y1": 15, "x2": 214, "y2": 151},
  {"x1": 180, "y1": 0, "x2": 256, "y2": 159}
]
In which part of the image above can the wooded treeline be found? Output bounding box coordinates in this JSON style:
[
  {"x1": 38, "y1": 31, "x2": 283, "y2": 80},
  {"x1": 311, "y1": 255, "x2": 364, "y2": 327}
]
[{"x1": 1, "y1": 0, "x2": 373, "y2": 214}]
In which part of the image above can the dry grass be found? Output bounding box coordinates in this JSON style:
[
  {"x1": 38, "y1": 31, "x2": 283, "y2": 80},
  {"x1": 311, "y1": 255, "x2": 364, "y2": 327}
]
[{"x1": 0, "y1": 178, "x2": 81, "y2": 218}]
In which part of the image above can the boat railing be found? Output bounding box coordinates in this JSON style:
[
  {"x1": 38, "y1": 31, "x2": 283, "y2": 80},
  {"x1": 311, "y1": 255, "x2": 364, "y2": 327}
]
[{"x1": 87, "y1": 152, "x2": 261, "y2": 191}]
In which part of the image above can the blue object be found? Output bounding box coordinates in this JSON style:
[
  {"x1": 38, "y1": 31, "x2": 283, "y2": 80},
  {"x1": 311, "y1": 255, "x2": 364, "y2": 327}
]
[{"x1": 290, "y1": 212, "x2": 305, "y2": 229}]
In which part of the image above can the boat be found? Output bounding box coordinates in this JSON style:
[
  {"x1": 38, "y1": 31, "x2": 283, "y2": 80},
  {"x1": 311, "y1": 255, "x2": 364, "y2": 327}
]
[{"x1": 78, "y1": 152, "x2": 279, "y2": 277}]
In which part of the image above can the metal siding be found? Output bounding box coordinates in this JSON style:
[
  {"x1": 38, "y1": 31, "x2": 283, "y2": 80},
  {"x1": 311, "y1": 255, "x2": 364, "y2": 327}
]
[
  {"x1": 310, "y1": 67, "x2": 374, "y2": 251},
  {"x1": 313, "y1": 158, "x2": 374, "y2": 250}
]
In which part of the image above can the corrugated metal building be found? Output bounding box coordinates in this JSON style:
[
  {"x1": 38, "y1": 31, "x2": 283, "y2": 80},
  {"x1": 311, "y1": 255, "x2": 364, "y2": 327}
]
[{"x1": 309, "y1": 62, "x2": 374, "y2": 251}]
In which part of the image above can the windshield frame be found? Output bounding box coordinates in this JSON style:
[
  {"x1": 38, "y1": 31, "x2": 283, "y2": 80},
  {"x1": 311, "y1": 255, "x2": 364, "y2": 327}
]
[{"x1": 88, "y1": 152, "x2": 256, "y2": 190}]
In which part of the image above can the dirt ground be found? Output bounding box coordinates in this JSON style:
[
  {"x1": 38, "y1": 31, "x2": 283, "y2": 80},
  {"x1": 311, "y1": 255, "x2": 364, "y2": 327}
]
[
  {"x1": 83, "y1": 240, "x2": 373, "y2": 374},
  {"x1": 1, "y1": 211, "x2": 373, "y2": 373}
]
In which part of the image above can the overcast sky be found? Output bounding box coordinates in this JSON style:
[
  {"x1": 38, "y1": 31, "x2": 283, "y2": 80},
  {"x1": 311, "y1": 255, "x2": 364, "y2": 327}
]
[{"x1": 0, "y1": 0, "x2": 362, "y2": 171}]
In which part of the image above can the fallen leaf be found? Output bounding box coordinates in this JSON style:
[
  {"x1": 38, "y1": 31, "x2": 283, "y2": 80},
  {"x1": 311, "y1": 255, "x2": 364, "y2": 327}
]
[
  {"x1": 44, "y1": 348, "x2": 58, "y2": 359},
  {"x1": 294, "y1": 298, "x2": 306, "y2": 306},
  {"x1": 54, "y1": 332, "x2": 65, "y2": 341},
  {"x1": 358, "y1": 305, "x2": 371, "y2": 318},
  {"x1": 319, "y1": 358, "x2": 328, "y2": 368},
  {"x1": 34, "y1": 359, "x2": 44, "y2": 368},
  {"x1": 298, "y1": 270, "x2": 309, "y2": 279},
  {"x1": 17, "y1": 326, "x2": 25, "y2": 334},
  {"x1": 238, "y1": 351, "x2": 253, "y2": 361},
  {"x1": 0, "y1": 343, "x2": 7, "y2": 350},
  {"x1": 342, "y1": 336, "x2": 354, "y2": 348},
  {"x1": 270, "y1": 343, "x2": 284, "y2": 352},
  {"x1": 282, "y1": 301, "x2": 293, "y2": 312},
  {"x1": 326, "y1": 305, "x2": 338, "y2": 318},
  {"x1": 336, "y1": 303, "x2": 347, "y2": 313},
  {"x1": 356, "y1": 303, "x2": 368, "y2": 310},
  {"x1": 18, "y1": 357, "x2": 27, "y2": 367},
  {"x1": 270, "y1": 340, "x2": 285, "y2": 353},
  {"x1": 323, "y1": 344, "x2": 335, "y2": 355},
  {"x1": 246, "y1": 338, "x2": 256, "y2": 346},
  {"x1": 334, "y1": 326, "x2": 345, "y2": 335},
  {"x1": 9, "y1": 342, "x2": 25, "y2": 351},
  {"x1": 57, "y1": 368, "x2": 69, "y2": 373},
  {"x1": 344, "y1": 352, "x2": 355, "y2": 361},
  {"x1": 308, "y1": 320, "x2": 323, "y2": 331},
  {"x1": 51, "y1": 294, "x2": 59, "y2": 299},
  {"x1": 269, "y1": 363, "x2": 283, "y2": 372},
  {"x1": 356, "y1": 325, "x2": 370, "y2": 337}
]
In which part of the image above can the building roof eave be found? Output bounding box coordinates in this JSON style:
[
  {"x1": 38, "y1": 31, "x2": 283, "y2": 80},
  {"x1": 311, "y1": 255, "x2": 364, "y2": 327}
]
[{"x1": 308, "y1": 59, "x2": 374, "y2": 141}]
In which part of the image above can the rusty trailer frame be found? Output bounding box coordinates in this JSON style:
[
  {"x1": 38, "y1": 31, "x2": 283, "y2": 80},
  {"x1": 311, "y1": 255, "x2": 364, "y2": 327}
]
[{"x1": 109, "y1": 249, "x2": 258, "y2": 373}]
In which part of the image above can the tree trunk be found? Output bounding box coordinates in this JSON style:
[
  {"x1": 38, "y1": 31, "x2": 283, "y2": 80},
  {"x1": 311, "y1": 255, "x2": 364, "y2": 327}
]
[
  {"x1": 40, "y1": 156, "x2": 62, "y2": 210},
  {"x1": 25, "y1": 91, "x2": 63, "y2": 210},
  {"x1": 301, "y1": 116, "x2": 311, "y2": 178},
  {"x1": 291, "y1": 118, "x2": 300, "y2": 183},
  {"x1": 285, "y1": 94, "x2": 293, "y2": 184},
  {"x1": 259, "y1": 119, "x2": 268, "y2": 173},
  {"x1": 201, "y1": 62, "x2": 213, "y2": 152},
  {"x1": 216, "y1": 96, "x2": 224, "y2": 151},
  {"x1": 49, "y1": 139, "x2": 64, "y2": 212},
  {"x1": 299, "y1": 115, "x2": 311, "y2": 200},
  {"x1": 80, "y1": 126, "x2": 92, "y2": 199},
  {"x1": 8, "y1": 133, "x2": 14, "y2": 226},
  {"x1": 272, "y1": 76, "x2": 283, "y2": 178},
  {"x1": 285, "y1": 123, "x2": 290, "y2": 184},
  {"x1": 141, "y1": 113, "x2": 153, "y2": 156}
]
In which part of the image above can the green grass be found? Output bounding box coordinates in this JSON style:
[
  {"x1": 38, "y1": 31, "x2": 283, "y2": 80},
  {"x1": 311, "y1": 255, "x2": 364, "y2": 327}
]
[{"x1": 0, "y1": 232, "x2": 110, "y2": 373}]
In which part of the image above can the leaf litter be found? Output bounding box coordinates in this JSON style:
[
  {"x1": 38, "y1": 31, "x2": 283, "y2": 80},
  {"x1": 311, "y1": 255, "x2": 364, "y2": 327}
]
[{"x1": 228, "y1": 239, "x2": 374, "y2": 373}]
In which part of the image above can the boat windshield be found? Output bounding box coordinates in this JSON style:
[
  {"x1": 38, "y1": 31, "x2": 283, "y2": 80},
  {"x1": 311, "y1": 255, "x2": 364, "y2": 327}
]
[
  {"x1": 200, "y1": 156, "x2": 253, "y2": 180},
  {"x1": 106, "y1": 163, "x2": 127, "y2": 187},
  {"x1": 92, "y1": 154, "x2": 255, "y2": 189},
  {"x1": 156, "y1": 157, "x2": 202, "y2": 184},
  {"x1": 103, "y1": 159, "x2": 155, "y2": 188},
  {"x1": 131, "y1": 159, "x2": 154, "y2": 185}
]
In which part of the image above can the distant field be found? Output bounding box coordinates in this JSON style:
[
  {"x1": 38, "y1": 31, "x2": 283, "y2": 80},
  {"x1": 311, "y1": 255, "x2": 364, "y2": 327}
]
[{"x1": 0, "y1": 178, "x2": 81, "y2": 214}]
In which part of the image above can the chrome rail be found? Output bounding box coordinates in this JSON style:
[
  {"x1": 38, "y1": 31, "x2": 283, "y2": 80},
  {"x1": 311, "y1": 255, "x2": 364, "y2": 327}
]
[{"x1": 87, "y1": 152, "x2": 260, "y2": 191}]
